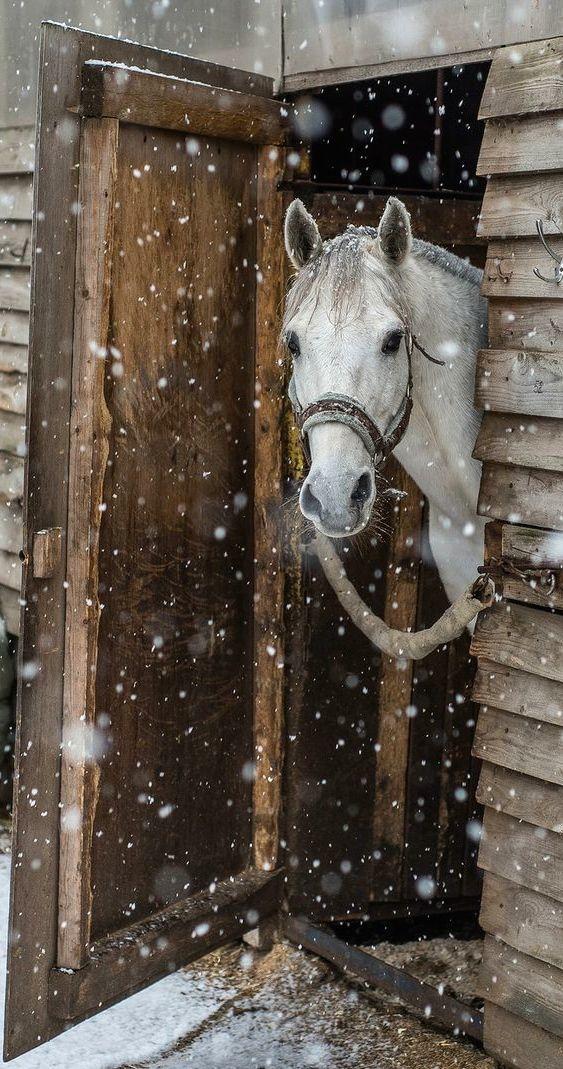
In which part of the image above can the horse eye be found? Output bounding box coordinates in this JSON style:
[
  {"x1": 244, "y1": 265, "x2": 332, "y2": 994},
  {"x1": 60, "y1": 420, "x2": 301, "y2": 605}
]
[
  {"x1": 286, "y1": 331, "x2": 300, "y2": 358},
  {"x1": 382, "y1": 330, "x2": 403, "y2": 355}
]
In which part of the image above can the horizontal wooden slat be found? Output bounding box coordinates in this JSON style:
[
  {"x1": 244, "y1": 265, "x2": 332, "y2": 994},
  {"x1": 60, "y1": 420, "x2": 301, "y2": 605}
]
[
  {"x1": 471, "y1": 601, "x2": 563, "y2": 684},
  {"x1": 0, "y1": 222, "x2": 32, "y2": 267},
  {"x1": 0, "y1": 127, "x2": 34, "y2": 175},
  {"x1": 0, "y1": 270, "x2": 30, "y2": 313},
  {"x1": 496, "y1": 523, "x2": 563, "y2": 611},
  {"x1": 478, "y1": 462, "x2": 563, "y2": 531},
  {"x1": 479, "y1": 38, "x2": 563, "y2": 120},
  {"x1": 473, "y1": 706, "x2": 563, "y2": 787},
  {"x1": 480, "y1": 873, "x2": 563, "y2": 970},
  {"x1": 0, "y1": 372, "x2": 26, "y2": 416},
  {"x1": 305, "y1": 190, "x2": 483, "y2": 245},
  {"x1": 0, "y1": 582, "x2": 20, "y2": 635},
  {"x1": 477, "y1": 762, "x2": 563, "y2": 833},
  {"x1": 0, "y1": 500, "x2": 22, "y2": 555},
  {"x1": 488, "y1": 299, "x2": 563, "y2": 353},
  {"x1": 484, "y1": 1002, "x2": 563, "y2": 1069},
  {"x1": 81, "y1": 62, "x2": 288, "y2": 144},
  {"x1": 0, "y1": 176, "x2": 33, "y2": 221},
  {"x1": 477, "y1": 113, "x2": 563, "y2": 176},
  {"x1": 0, "y1": 343, "x2": 27, "y2": 374},
  {"x1": 474, "y1": 412, "x2": 563, "y2": 472},
  {"x1": 479, "y1": 808, "x2": 563, "y2": 902},
  {"x1": 0, "y1": 453, "x2": 24, "y2": 500},
  {"x1": 0, "y1": 311, "x2": 29, "y2": 347},
  {"x1": 0, "y1": 550, "x2": 21, "y2": 591},
  {"x1": 482, "y1": 239, "x2": 563, "y2": 300},
  {"x1": 473, "y1": 659, "x2": 563, "y2": 727},
  {"x1": 478, "y1": 174, "x2": 563, "y2": 238},
  {"x1": 0, "y1": 411, "x2": 25, "y2": 458},
  {"x1": 481, "y1": 936, "x2": 563, "y2": 1039},
  {"x1": 475, "y1": 348, "x2": 563, "y2": 418}
]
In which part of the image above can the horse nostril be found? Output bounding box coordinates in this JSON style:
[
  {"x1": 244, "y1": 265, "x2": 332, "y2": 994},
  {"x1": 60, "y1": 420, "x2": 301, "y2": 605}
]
[
  {"x1": 301, "y1": 479, "x2": 322, "y2": 520},
  {"x1": 350, "y1": 471, "x2": 372, "y2": 507}
]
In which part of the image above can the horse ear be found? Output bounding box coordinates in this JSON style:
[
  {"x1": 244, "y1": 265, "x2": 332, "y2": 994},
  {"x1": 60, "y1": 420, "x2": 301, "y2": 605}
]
[
  {"x1": 378, "y1": 196, "x2": 412, "y2": 264},
  {"x1": 285, "y1": 199, "x2": 322, "y2": 268}
]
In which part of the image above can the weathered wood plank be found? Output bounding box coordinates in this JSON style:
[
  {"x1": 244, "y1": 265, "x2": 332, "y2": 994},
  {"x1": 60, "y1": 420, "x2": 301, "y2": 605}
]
[
  {"x1": 0, "y1": 311, "x2": 28, "y2": 347},
  {"x1": 480, "y1": 936, "x2": 563, "y2": 1039},
  {"x1": 0, "y1": 410, "x2": 25, "y2": 457},
  {"x1": 0, "y1": 550, "x2": 21, "y2": 592},
  {"x1": 473, "y1": 706, "x2": 563, "y2": 787},
  {"x1": 0, "y1": 453, "x2": 24, "y2": 500},
  {"x1": 475, "y1": 348, "x2": 563, "y2": 418},
  {"x1": 307, "y1": 190, "x2": 482, "y2": 246},
  {"x1": 477, "y1": 113, "x2": 563, "y2": 176},
  {"x1": 488, "y1": 299, "x2": 563, "y2": 353},
  {"x1": 479, "y1": 808, "x2": 563, "y2": 902},
  {"x1": 0, "y1": 270, "x2": 30, "y2": 313},
  {"x1": 484, "y1": 1002, "x2": 563, "y2": 1069},
  {"x1": 0, "y1": 372, "x2": 26, "y2": 416},
  {"x1": 479, "y1": 38, "x2": 563, "y2": 120},
  {"x1": 0, "y1": 222, "x2": 32, "y2": 267},
  {"x1": 0, "y1": 176, "x2": 33, "y2": 221},
  {"x1": 478, "y1": 462, "x2": 563, "y2": 532},
  {"x1": 81, "y1": 63, "x2": 288, "y2": 144},
  {"x1": 32, "y1": 528, "x2": 62, "y2": 579},
  {"x1": 0, "y1": 128, "x2": 34, "y2": 175},
  {"x1": 478, "y1": 174, "x2": 563, "y2": 239},
  {"x1": 252, "y1": 145, "x2": 286, "y2": 873},
  {"x1": 0, "y1": 500, "x2": 22, "y2": 555},
  {"x1": 497, "y1": 522, "x2": 563, "y2": 611},
  {"x1": 0, "y1": 343, "x2": 27, "y2": 374},
  {"x1": 471, "y1": 601, "x2": 563, "y2": 684},
  {"x1": 371, "y1": 467, "x2": 423, "y2": 900},
  {"x1": 473, "y1": 659, "x2": 563, "y2": 727},
  {"x1": 0, "y1": 583, "x2": 20, "y2": 635},
  {"x1": 474, "y1": 412, "x2": 563, "y2": 473},
  {"x1": 482, "y1": 239, "x2": 563, "y2": 301},
  {"x1": 480, "y1": 873, "x2": 563, "y2": 970},
  {"x1": 477, "y1": 762, "x2": 563, "y2": 833}
]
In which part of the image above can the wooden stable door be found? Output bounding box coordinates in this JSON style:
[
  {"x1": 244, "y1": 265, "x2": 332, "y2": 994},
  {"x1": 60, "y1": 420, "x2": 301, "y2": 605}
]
[{"x1": 6, "y1": 24, "x2": 287, "y2": 1059}]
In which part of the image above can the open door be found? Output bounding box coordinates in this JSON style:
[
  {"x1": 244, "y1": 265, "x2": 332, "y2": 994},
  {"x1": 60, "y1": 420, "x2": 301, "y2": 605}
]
[{"x1": 5, "y1": 23, "x2": 287, "y2": 1059}]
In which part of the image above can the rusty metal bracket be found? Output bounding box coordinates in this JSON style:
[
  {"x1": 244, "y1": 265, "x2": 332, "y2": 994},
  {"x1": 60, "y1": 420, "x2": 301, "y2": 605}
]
[
  {"x1": 478, "y1": 555, "x2": 557, "y2": 596},
  {"x1": 285, "y1": 916, "x2": 483, "y2": 1043}
]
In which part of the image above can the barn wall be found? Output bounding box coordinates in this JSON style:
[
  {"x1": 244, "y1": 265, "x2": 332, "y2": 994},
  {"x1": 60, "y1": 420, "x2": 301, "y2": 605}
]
[{"x1": 283, "y1": 1, "x2": 563, "y2": 89}]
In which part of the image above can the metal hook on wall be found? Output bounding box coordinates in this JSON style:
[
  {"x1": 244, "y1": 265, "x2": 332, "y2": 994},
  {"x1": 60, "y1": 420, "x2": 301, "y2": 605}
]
[{"x1": 533, "y1": 218, "x2": 563, "y2": 284}]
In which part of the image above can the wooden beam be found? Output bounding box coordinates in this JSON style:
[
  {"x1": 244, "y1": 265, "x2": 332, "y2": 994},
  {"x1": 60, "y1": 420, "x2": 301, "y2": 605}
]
[
  {"x1": 477, "y1": 463, "x2": 563, "y2": 532},
  {"x1": 252, "y1": 144, "x2": 286, "y2": 873},
  {"x1": 480, "y1": 873, "x2": 563, "y2": 970},
  {"x1": 484, "y1": 1002, "x2": 563, "y2": 1069},
  {"x1": 475, "y1": 349, "x2": 563, "y2": 419},
  {"x1": 480, "y1": 936, "x2": 563, "y2": 1039},
  {"x1": 477, "y1": 762, "x2": 563, "y2": 833},
  {"x1": 80, "y1": 62, "x2": 288, "y2": 144},
  {"x1": 473, "y1": 705, "x2": 563, "y2": 787},
  {"x1": 479, "y1": 38, "x2": 563, "y2": 120},
  {"x1": 477, "y1": 113, "x2": 563, "y2": 176},
  {"x1": 478, "y1": 808, "x2": 563, "y2": 903},
  {"x1": 472, "y1": 659, "x2": 563, "y2": 727}
]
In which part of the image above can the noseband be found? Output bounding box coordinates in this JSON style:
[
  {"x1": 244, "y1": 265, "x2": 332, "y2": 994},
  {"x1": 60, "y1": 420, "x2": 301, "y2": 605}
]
[{"x1": 289, "y1": 331, "x2": 444, "y2": 468}]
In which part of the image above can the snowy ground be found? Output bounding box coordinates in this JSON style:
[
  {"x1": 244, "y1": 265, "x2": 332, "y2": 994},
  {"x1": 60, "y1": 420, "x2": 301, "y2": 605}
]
[{"x1": 0, "y1": 831, "x2": 495, "y2": 1068}]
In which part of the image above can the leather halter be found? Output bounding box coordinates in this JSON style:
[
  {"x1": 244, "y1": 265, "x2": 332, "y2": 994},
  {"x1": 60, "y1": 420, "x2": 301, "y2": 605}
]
[{"x1": 289, "y1": 331, "x2": 444, "y2": 468}]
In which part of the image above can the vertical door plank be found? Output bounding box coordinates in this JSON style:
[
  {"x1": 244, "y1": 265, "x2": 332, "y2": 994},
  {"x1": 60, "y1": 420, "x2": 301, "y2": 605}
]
[
  {"x1": 58, "y1": 118, "x2": 118, "y2": 969},
  {"x1": 253, "y1": 145, "x2": 286, "y2": 872}
]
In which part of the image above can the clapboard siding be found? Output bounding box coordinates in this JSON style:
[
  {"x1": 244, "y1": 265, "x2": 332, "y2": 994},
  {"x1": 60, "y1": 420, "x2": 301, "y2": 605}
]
[
  {"x1": 480, "y1": 873, "x2": 563, "y2": 969},
  {"x1": 477, "y1": 113, "x2": 563, "y2": 176},
  {"x1": 477, "y1": 763, "x2": 563, "y2": 833},
  {"x1": 474, "y1": 411, "x2": 563, "y2": 472},
  {"x1": 480, "y1": 936, "x2": 563, "y2": 1039},
  {"x1": 0, "y1": 222, "x2": 32, "y2": 267},
  {"x1": 473, "y1": 706, "x2": 563, "y2": 787},
  {"x1": 482, "y1": 239, "x2": 563, "y2": 300},
  {"x1": 473, "y1": 659, "x2": 563, "y2": 726},
  {"x1": 478, "y1": 174, "x2": 563, "y2": 238},
  {"x1": 479, "y1": 38, "x2": 563, "y2": 120},
  {"x1": 471, "y1": 602, "x2": 563, "y2": 684},
  {"x1": 475, "y1": 348, "x2": 563, "y2": 418},
  {"x1": 478, "y1": 809, "x2": 563, "y2": 903},
  {"x1": 0, "y1": 311, "x2": 29, "y2": 347},
  {"x1": 0, "y1": 177, "x2": 33, "y2": 222},
  {"x1": 484, "y1": 1003, "x2": 563, "y2": 1069},
  {"x1": 488, "y1": 298, "x2": 563, "y2": 352},
  {"x1": 0, "y1": 128, "x2": 34, "y2": 175}
]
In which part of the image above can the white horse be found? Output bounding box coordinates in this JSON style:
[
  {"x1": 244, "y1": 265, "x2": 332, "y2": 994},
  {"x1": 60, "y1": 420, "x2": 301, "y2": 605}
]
[{"x1": 283, "y1": 196, "x2": 487, "y2": 605}]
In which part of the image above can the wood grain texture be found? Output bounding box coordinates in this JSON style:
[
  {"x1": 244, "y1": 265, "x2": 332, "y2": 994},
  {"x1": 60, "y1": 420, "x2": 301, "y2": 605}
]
[
  {"x1": 484, "y1": 1002, "x2": 563, "y2": 1069},
  {"x1": 480, "y1": 873, "x2": 563, "y2": 970},
  {"x1": 477, "y1": 762, "x2": 563, "y2": 833},
  {"x1": 306, "y1": 190, "x2": 483, "y2": 247},
  {"x1": 482, "y1": 238, "x2": 563, "y2": 301},
  {"x1": 371, "y1": 467, "x2": 422, "y2": 901},
  {"x1": 0, "y1": 128, "x2": 34, "y2": 175},
  {"x1": 475, "y1": 348, "x2": 563, "y2": 418},
  {"x1": 479, "y1": 37, "x2": 563, "y2": 120},
  {"x1": 0, "y1": 453, "x2": 23, "y2": 501},
  {"x1": 473, "y1": 658, "x2": 563, "y2": 727},
  {"x1": 478, "y1": 462, "x2": 563, "y2": 532},
  {"x1": 471, "y1": 601, "x2": 563, "y2": 684},
  {"x1": 477, "y1": 112, "x2": 563, "y2": 176},
  {"x1": 0, "y1": 371, "x2": 26, "y2": 415},
  {"x1": 81, "y1": 63, "x2": 287, "y2": 144},
  {"x1": 473, "y1": 705, "x2": 563, "y2": 787},
  {"x1": 0, "y1": 344, "x2": 27, "y2": 374},
  {"x1": 0, "y1": 176, "x2": 33, "y2": 221},
  {"x1": 488, "y1": 299, "x2": 563, "y2": 353},
  {"x1": 474, "y1": 412, "x2": 563, "y2": 472},
  {"x1": 479, "y1": 808, "x2": 563, "y2": 903},
  {"x1": 0, "y1": 584, "x2": 19, "y2": 635},
  {"x1": 0, "y1": 222, "x2": 31, "y2": 267},
  {"x1": 480, "y1": 936, "x2": 563, "y2": 1039},
  {"x1": 497, "y1": 522, "x2": 563, "y2": 612},
  {"x1": 0, "y1": 549, "x2": 20, "y2": 592},
  {"x1": 32, "y1": 528, "x2": 62, "y2": 579},
  {"x1": 252, "y1": 145, "x2": 286, "y2": 873},
  {"x1": 0, "y1": 310, "x2": 28, "y2": 347},
  {"x1": 0, "y1": 270, "x2": 30, "y2": 312},
  {"x1": 478, "y1": 174, "x2": 563, "y2": 238}
]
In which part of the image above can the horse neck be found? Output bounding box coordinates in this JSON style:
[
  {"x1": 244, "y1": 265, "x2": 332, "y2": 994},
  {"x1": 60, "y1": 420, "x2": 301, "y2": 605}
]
[{"x1": 393, "y1": 255, "x2": 486, "y2": 520}]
